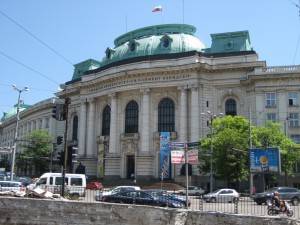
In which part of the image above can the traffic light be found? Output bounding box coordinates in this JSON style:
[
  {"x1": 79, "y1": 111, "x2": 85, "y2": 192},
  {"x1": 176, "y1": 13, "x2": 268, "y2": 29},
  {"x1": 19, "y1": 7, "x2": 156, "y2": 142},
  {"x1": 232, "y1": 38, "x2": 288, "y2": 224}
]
[
  {"x1": 57, "y1": 151, "x2": 64, "y2": 166},
  {"x1": 52, "y1": 105, "x2": 57, "y2": 119},
  {"x1": 67, "y1": 146, "x2": 78, "y2": 166},
  {"x1": 57, "y1": 136, "x2": 63, "y2": 145},
  {"x1": 52, "y1": 103, "x2": 66, "y2": 121}
]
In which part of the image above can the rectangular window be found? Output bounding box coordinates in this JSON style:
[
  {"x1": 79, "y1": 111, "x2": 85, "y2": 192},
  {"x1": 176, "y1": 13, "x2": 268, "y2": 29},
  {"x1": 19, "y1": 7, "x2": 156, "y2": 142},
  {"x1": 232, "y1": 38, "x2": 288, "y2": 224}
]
[
  {"x1": 288, "y1": 92, "x2": 298, "y2": 106},
  {"x1": 291, "y1": 135, "x2": 300, "y2": 144},
  {"x1": 206, "y1": 101, "x2": 209, "y2": 107},
  {"x1": 266, "y1": 113, "x2": 276, "y2": 123},
  {"x1": 289, "y1": 113, "x2": 299, "y2": 127},
  {"x1": 266, "y1": 93, "x2": 276, "y2": 107}
]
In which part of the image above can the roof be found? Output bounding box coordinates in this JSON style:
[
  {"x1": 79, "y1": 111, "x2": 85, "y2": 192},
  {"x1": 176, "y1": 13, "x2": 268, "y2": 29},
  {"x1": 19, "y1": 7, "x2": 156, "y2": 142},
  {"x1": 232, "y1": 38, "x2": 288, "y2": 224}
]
[{"x1": 0, "y1": 102, "x2": 31, "y2": 122}]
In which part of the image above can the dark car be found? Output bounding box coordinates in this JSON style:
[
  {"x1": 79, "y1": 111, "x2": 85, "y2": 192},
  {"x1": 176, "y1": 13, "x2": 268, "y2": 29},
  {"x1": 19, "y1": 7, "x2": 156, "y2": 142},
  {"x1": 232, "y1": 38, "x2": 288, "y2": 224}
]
[
  {"x1": 102, "y1": 190, "x2": 159, "y2": 206},
  {"x1": 144, "y1": 189, "x2": 190, "y2": 207},
  {"x1": 252, "y1": 187, "x2": 300, "y2": 206}
]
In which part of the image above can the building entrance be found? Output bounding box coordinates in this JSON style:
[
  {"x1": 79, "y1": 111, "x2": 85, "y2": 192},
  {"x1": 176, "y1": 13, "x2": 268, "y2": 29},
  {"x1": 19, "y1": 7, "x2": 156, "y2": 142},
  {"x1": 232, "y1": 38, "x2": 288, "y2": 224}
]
[{"x1": 127, "y1": 155, "x2": 135, "y2": 179}]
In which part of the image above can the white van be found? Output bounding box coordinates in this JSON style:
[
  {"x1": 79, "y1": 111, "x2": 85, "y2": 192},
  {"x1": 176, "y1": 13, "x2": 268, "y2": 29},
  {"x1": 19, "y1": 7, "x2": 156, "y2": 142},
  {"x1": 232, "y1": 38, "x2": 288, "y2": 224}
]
[{"x1": 27, "y1": 173, "x2": 86, "y2": 198}]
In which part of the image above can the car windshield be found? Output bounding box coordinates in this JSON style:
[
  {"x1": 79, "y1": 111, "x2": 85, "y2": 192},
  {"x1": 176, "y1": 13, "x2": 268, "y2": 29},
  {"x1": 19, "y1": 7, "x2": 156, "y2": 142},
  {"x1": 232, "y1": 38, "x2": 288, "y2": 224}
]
[
  {"x1": 265, "y1": 187, "x2": 279, "y2": 193},
  {"x1": 208, "y1": 189, "x2": 222, "y2": 194}
]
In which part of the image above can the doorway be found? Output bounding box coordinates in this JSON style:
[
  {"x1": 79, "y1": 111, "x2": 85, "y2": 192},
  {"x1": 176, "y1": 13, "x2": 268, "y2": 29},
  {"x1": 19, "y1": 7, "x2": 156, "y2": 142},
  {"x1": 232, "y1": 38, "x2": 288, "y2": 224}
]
[{"x1": 127, "y1": 155, "x2": 135, "y2": 178}]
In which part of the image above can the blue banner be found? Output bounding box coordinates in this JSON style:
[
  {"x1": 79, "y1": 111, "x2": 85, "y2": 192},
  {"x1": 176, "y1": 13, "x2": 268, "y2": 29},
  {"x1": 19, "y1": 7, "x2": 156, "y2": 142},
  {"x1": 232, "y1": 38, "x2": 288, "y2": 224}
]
[
  {"x1": 160, "y1": 132, "x2": 170, "y2": 179},
  {"x1": 249, "y1": 147, "x2": 281, "y2": 173}
]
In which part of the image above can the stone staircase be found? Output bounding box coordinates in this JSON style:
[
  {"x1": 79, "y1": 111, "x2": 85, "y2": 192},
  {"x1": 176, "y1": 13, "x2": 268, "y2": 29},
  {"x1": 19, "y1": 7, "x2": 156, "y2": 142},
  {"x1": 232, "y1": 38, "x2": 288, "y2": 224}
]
[{"x1": 95, "y1": 178, "x2": 185, "y2": 191}]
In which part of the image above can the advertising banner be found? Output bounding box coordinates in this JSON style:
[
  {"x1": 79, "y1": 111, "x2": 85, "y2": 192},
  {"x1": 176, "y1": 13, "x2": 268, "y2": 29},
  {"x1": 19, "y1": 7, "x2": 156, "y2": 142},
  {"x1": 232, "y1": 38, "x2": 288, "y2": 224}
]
[
  {"x1": 249, "y1": 147, "x2": 281, "y2": 173},
  {"x1": 160, "y1": 132, "x2": 170, "y2": 179}
]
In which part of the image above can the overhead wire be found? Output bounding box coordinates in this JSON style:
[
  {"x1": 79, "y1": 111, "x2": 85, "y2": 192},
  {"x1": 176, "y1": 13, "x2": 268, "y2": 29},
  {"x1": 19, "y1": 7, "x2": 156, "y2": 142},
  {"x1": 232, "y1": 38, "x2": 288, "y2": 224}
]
[
  {"x1": 0, "y1": 9, "x2": 74, "y2": 66},
  {"x1": 0, "y1": 51, "x2": 59, "y2": 85}
]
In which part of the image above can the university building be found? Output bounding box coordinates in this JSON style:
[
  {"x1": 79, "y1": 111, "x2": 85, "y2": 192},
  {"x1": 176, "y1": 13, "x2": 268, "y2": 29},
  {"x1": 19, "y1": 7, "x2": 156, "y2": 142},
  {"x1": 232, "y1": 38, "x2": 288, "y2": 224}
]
[{"x1": 1, "y1": 24, "x2": 300, "y2": 188}]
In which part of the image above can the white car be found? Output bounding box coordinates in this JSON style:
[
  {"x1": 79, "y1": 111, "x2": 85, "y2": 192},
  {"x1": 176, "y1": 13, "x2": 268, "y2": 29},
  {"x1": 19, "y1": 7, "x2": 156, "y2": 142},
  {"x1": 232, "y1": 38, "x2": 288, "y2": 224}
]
[
  {"x1": 203, "y1": 188, "x2": 239, "y2": 203},
  {"x1": 95, "y1": 186, "x2": 140, "y2": 201},
  {"x1": 178, "y1": 186, "x2": 205, "y2": 196}
]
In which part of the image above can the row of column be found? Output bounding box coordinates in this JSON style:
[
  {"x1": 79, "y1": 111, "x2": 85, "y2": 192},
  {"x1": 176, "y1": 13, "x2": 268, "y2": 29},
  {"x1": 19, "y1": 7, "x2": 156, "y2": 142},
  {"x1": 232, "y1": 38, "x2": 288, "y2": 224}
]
[
  {"x1": 178, "y1": 83, "x2": 200, "y2": 142},
  {"x1": 77, "y1": 84, "x2": 200, "y2": 157}
]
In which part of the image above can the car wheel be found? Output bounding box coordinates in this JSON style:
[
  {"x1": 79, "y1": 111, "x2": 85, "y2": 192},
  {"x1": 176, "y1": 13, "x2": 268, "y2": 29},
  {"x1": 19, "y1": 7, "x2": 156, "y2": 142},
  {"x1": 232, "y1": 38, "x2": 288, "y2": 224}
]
[
  {"x1": 291, "y1": 197, "x2": 299, "y2": 206},
  {"x1": 210, "y1": 198, "x2": 216, "y2": 203},
  {"x1": 232, "y1": 197, "x2": 238, "y2": 203},
  {"x1": 70, "y1": 193, "x2": 79, "y2": 200},
  {"x1": 256, "y1": 201, "x2": 262, "y2": 205}
]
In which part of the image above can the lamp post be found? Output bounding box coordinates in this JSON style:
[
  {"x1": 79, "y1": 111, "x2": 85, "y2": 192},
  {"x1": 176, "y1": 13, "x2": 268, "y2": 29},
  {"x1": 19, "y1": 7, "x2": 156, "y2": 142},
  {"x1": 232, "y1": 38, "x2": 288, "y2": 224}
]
[
  {"x1": 201, "y1": 111, "x2": 223, "y2": 192},
  {"x1": 11, "y1": 84, "x2": 29, "y2": 181}
]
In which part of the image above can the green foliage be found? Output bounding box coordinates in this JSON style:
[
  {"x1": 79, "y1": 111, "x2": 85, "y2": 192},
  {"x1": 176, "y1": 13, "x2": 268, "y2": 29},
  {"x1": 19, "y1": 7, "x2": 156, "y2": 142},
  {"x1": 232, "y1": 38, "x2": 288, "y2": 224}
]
[
  {"x1": 257, "y1": 121, "x2": 300, "y2": 179},
  {"x1": 16, "y1": 129, "x2": 53, "y2": 176},
  {"x1": 0, "y1": 154, "x2": 10, "y2": 168},
  {"x1": 199, "y1": 116, "x2": 257, "y2": 188}
]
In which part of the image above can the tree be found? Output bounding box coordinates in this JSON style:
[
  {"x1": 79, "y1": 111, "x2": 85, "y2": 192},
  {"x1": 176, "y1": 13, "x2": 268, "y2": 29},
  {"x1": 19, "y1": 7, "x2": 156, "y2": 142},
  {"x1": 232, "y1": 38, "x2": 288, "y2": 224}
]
[
  {"x1": 257, "y1": 121, "x2": 300, "y2": 186},
  {"x1": 199, "y1": 116, "x2": 258, "y2": 190},
  {"x1": 16, "y1": 129, "x2": 53, "y2": 176}
]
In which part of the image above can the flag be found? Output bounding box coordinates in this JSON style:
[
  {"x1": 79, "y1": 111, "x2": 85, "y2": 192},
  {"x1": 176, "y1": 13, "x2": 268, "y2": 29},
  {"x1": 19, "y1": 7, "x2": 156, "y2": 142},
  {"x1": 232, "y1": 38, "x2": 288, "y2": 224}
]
[{"x1": 152, "y1": 5, "x2": 162, "y2": 12}]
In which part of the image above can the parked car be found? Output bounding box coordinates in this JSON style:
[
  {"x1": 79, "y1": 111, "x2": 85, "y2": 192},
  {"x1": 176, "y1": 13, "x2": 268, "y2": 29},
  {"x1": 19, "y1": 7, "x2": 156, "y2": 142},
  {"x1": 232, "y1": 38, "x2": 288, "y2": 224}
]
[
  {"x1": 203, "y1": 188, "x2": 239, "y2": 203},
  {"x1": 144, "y1": 189, "x2": 189, "y2": 207},
  {"x1": 252, "y1": 187, "x2": 300, "y2": 206},
  {"x1": 86, "y1": 181, "x2": 104, "y2": 190},
  {"x1": 102, "y1": 190, "x2": 159, "y2": 206},
  {"x1": 0, "y1": 181, "x2": 25, "y2": 192},
  {"x1": 178, "y1": 186, "x2": 205, "y2": 196},
  {"x1": 95, "y1": 185, "x2": 140, "y2": 201}
]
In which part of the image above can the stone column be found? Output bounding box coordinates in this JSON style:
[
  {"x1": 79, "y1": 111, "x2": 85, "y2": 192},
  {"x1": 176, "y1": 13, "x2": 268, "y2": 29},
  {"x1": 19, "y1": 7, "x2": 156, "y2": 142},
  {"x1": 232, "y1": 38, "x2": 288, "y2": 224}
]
[
  {"x1": 86, "y1": 98, "x2": 95, "y2": 158},
  {"x1": 42, "y1": 117, "x2": 46, "y2": 129},
  {"x1": 78, "y1": 99, "x2": 87, "y2": 157},
  {"x1": 140, "y1": 88, "x2": 150, "y2": 154},
  {"x1": 109, "y1": 93, "x2": 118, "y2": 154},
  {"x1": 178, "y1": 85, "x2": 188, "y2": 142},
  {"x1": 190, "y1": 83, "x2": 200, "y2": 141}
]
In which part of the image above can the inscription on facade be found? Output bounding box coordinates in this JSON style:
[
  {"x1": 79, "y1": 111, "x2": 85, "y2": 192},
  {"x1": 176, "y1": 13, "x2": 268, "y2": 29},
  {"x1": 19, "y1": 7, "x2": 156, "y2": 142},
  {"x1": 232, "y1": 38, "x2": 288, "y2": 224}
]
[{"x1": 87, "y1": 74, "x2": 192, "y2": 94}]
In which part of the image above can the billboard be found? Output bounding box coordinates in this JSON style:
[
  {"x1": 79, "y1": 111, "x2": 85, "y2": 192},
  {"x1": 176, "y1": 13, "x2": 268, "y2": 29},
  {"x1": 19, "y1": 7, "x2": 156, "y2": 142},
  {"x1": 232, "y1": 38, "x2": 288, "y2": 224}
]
[
  {"x1": 249, "y1": 147, "x2": 281, "y2": 173},
  {"x1": 160, "y1": 132, "x2": 170, "y2": 179}
]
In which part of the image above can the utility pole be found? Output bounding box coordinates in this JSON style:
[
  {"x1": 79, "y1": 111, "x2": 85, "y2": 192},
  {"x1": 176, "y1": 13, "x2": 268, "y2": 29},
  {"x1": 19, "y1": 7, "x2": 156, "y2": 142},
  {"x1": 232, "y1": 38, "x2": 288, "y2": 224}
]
[{"x1": 61, "y1": 97, "x2": 70, "y2": 197}]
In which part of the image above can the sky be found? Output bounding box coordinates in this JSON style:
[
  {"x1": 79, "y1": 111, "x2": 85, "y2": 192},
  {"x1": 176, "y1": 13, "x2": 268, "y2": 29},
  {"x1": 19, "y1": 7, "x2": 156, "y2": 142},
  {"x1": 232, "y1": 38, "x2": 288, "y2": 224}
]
[{"x1": 1, "y1": 0, "x2": 300, "y2": 117}]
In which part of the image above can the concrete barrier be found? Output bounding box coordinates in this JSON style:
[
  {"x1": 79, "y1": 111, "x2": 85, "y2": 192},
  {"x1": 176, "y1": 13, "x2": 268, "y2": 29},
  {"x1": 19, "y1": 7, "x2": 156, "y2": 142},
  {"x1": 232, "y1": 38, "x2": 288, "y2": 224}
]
[{"x1": 0, "y1": 197, "x2": 298, "y2": 225}]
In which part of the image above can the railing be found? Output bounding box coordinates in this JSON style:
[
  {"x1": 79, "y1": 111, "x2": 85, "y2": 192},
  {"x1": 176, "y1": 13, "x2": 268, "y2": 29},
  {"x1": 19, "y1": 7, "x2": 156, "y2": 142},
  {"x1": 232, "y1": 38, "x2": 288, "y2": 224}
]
[
  {"x1": 253, "y1": 65, "x2": 300, "y2": 75},
  {"x1": 33, "y1": 187, "x2": 299, "y2": 220}
]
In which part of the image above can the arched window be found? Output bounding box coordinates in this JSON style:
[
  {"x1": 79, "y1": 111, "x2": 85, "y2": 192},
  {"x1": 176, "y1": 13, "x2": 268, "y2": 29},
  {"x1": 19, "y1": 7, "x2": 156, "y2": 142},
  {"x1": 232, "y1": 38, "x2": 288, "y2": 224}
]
[
  {"x1": 158, "y1": 98, "x2": 175, "y2": 132},
  {"x1": 102, "y1": 105, "x2": 111, "y2": 136},
  {"x1": 225, "y1": 99, "x2": 237, "y2": 116},
  {"x1": 72, "y1": 115, "x2": 78, "y2": 141},
  {"x1": 125, "y1": 101, "x2": 139, "y2": 133}
]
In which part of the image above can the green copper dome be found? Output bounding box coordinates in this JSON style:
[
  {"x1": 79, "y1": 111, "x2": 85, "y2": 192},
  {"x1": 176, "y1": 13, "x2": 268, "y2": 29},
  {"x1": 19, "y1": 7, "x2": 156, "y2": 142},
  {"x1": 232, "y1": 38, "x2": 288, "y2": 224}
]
[
  {"x1": 100, "y1": 24, "x2": 206, "y2": 67},
  {"x1": 1, "y1": 102, "x2": 30, "y2": 122}
]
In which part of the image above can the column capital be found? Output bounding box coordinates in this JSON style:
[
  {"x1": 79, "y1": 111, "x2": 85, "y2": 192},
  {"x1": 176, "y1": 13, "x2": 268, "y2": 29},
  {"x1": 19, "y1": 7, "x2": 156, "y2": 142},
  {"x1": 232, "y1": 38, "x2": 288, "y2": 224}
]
[
  {"x1": 108, "y1": 92, "x2": 117, "y2": 98},
  {"x1": 140, "y1": 88, "x2": 150, "y2": 95},
  {"x1": 188, "y1": 83, "x2": 199, "y2": 91},
  {"x1": 177, "y1": 85, "x2": 188, "y2": 92},
  {"x1": 87, "y1": 98, "x2": 95, "y2": 103},
  {"x1": 80, "y1": 98, "x2": 87, "y2": 104}
]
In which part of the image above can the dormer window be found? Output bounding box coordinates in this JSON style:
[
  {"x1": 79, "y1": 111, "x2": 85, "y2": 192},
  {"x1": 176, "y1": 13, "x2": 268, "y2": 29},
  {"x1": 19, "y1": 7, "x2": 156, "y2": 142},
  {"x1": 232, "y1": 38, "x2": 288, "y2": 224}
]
[
  {"x1": 225, "y1": 41, "x2": 234, "y2": 51},
  {"x1": 128, "y1": 40, "x2": 139, "y2": 54},
  {"x1": 105, "y1": 48, "x2": 115, "y2": 60},
  {"x1": 160, "y1": 35, "x2": 172, "y2": 50}
]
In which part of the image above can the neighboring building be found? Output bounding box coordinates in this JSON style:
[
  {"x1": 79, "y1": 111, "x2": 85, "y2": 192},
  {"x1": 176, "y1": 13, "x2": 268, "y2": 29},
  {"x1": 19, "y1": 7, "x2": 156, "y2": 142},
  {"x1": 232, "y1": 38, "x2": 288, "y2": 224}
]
[
  {"x1": 0, "y1": 98, "x2": 65, "y2": 175},
  {"x1": 1, "y1": 24, "x2": 300, "y2": 188}
]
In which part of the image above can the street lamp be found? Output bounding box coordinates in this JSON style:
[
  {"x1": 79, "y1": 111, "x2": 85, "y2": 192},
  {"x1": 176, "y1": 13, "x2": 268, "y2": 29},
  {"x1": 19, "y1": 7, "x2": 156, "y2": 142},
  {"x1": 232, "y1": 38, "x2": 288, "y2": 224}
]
[
  {"x1": 11, "y1": 84, "x2": 29, "y2": 181},
  {"x1": 201, "y1": 111, "x2": 223, "y2": 192}
]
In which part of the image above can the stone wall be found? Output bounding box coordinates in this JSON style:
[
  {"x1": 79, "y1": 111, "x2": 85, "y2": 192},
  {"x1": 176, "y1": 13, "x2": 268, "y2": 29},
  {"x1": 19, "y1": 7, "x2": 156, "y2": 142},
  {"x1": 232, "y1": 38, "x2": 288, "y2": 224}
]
[{"x1": 0, "y1": 197, "x2": 298, "y2": 225}]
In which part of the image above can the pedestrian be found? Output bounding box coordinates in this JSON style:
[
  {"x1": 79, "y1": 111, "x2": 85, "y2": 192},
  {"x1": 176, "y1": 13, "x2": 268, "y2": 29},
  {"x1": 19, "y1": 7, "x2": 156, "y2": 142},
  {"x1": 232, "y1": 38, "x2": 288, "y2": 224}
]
[{"x1": 252, "y1": 186, "x2": 256, "y2": 195}]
